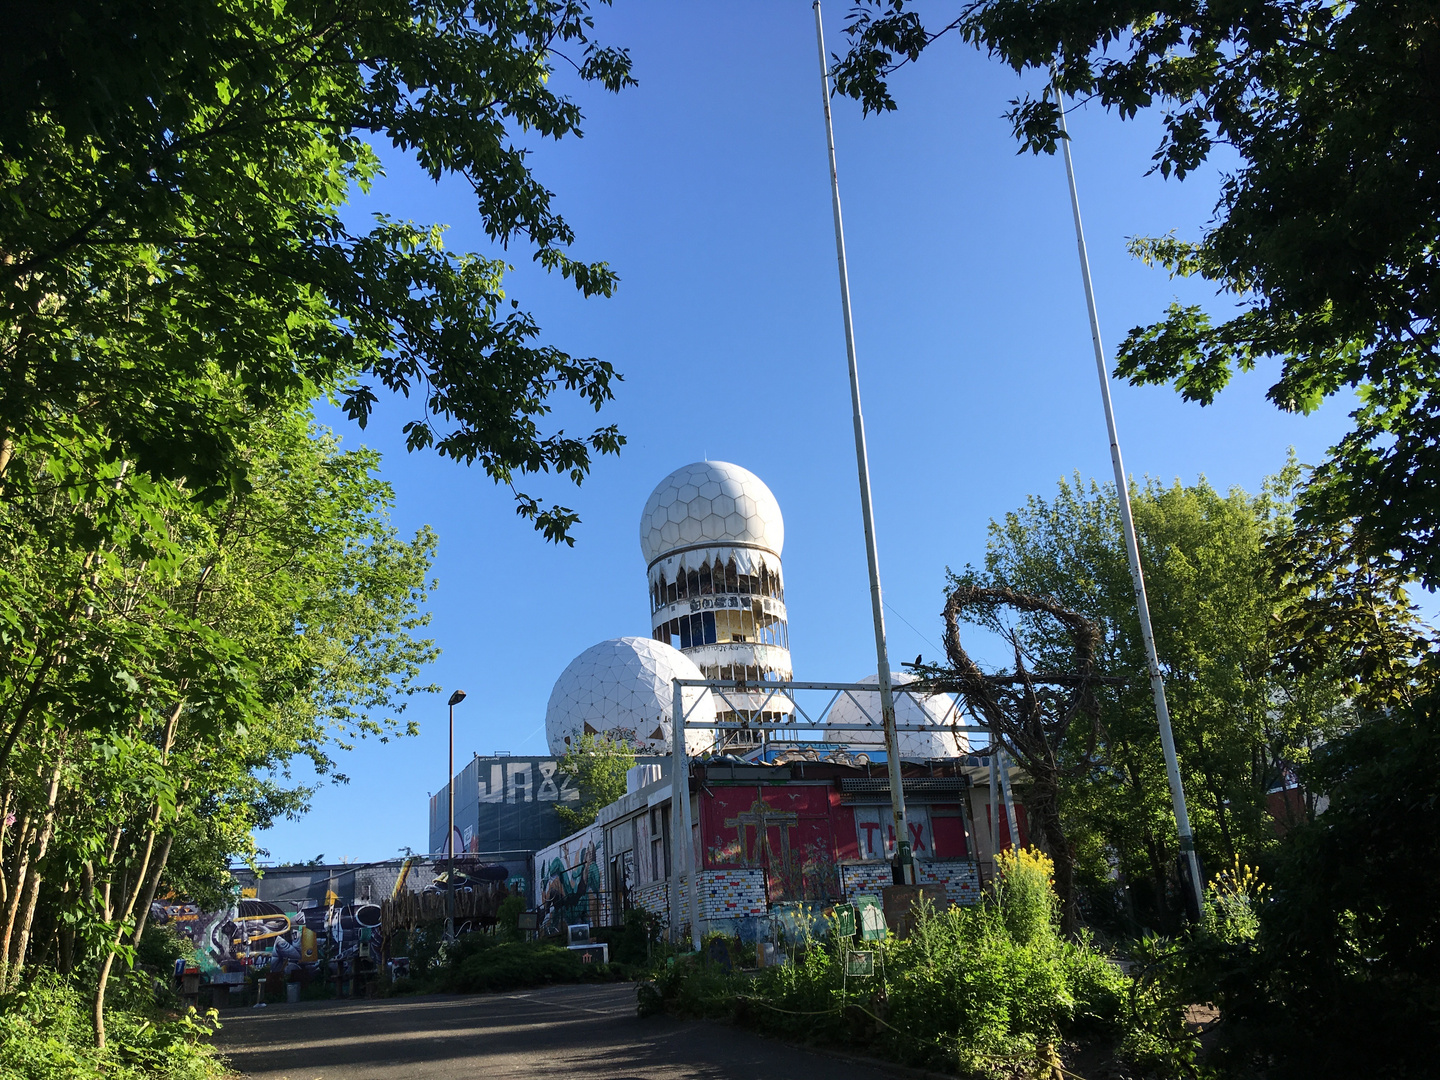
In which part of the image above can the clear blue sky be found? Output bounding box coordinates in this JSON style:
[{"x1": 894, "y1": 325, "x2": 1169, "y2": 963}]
[{"x1": 255, "y1": 1, "x2": 1359, "y2": 865}]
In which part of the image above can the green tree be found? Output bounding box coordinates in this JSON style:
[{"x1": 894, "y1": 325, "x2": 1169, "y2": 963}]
[
  {"x1": 1219, "y1": 696, "x2": 1440, "y2": 1079},
  {"x1": 952, "y1": 468, "x2": 1414, "y2": 926},
  {"x1": 834, "y1": 0, "x2": 1440, "y2": 587},
  {"x1": 554, "y1": 732, "x2": 635, "y2": 833},
  {"x1": 1, "y1": 0, "x2": 633, "y2": 541},
  {"x1": 0, "y1": 403, "x2": 438, "y2": 1043}
]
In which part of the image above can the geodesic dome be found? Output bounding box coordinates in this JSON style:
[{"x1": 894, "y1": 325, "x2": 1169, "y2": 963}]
[
  {"x1": 544, "y1": 637, "x2": 717, "y2": 755},
  {"x1": 640, "y1": 461, "x2": 783, "y2": 566},
  {"x1": 825, "y1": 671, "x2": 968, "y2": 759}
]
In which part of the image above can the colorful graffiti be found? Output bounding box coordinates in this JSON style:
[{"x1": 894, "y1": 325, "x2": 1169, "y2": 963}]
[
  {"x1": 535, "y1": 825, "x2": 605, "y2": 936},
  {"x1": 702, "y1": 787, "x2": 843, "y2": 904},
  {"x1": 151, "y1": 894, "x2": 382, "y2": 976}
]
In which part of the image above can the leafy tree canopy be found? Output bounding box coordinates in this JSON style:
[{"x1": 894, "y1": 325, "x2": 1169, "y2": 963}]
[
  {"x1": 554, "y1": 731, "x2": 635, "y2": 833},
  {"x1": 947, "y1": 464, "x2": 1431, "y2": 927},
  {"x1": 1, "y1": 0, "x2": 635, "y2": 542},
  {"x1": 834, "y1": 0, "x2": 1440, "y2": 584}
]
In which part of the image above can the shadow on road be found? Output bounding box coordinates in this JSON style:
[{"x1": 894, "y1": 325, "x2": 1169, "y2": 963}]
[{"x1": 214, "y1": 982, "x2": 900, "y2": 1080}]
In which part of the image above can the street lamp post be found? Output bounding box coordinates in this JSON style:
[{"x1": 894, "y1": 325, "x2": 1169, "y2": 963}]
[{"x1": 445, "y1": 689, "x2": 467, "y2": 941}]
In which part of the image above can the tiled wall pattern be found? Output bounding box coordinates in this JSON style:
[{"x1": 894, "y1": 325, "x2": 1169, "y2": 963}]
[
  {"x1": 918, "y1": 860, "x2": 982, "y2": 905},
  {"x1": 697, "y1": 868, "x2": 767, "y2": 920},
  {"x1": 839, "y1": 862, "x2": 893, "y2": 899},
  {"x1": 840, "y1": 861, "x2": 983, "y2": 906},
  {"x1": 635, "y1": 875, "x2": 691, "y2": 927}
]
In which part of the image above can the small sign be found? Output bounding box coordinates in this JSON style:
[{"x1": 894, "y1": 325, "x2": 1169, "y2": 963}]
[
  {"x1": 845, "y1": 950, "x2": 874, "y2": 977},
  {"x1": 517, "y1": 910, "x2": 539, "y2": 931}
]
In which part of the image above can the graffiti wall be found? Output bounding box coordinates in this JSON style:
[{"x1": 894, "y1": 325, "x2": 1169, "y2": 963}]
[
  {"x1": 701, "y1": 785, "x2": 846, "y2": 904},
  {"x1": 430, "y1": 754, "x2": 667, "y2": 861},
  {"x1": 152, "y1": 892, "x2": 383, "y2": 977},
  {"x1": 159, "y1": 857, "x2": 506, "y2": 978},
  {"x1": 533, "y1": 824, "x2": 606, "y2": 935}
]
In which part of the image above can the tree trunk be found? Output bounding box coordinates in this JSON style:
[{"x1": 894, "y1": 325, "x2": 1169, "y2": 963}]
[
  {"x1": 5, "y1": 757, "x2": 64, "y2": 991},
  {"x1": 0, "y1": 812, "x2": 34, "y2": 966},
  {"x1": 1028, "y1": 773, "x2": 1078, "y2": 936},
  {"x1": 129, "y1": 831, "x2": 175, "y2": 950}
]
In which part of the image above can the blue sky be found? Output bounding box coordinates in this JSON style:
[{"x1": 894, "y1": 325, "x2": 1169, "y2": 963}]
[{"x1": 255, "y1": 1, "x2": 1359, "y2": 865}]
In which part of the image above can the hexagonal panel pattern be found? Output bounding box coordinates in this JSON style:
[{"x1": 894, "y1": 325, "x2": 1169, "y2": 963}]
[
  {"x1": 545, "y1": 637, "x2": 717, "y2": 755},
  {"x1": 825, "y1": 671, "x2": 969, "y2": 759},
  {"x1": 640, "y1": 462, "x2": 784, "y2": 565}
]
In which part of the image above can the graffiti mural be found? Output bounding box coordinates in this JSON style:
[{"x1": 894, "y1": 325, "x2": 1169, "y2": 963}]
[
  {"x1": 151, "y1": 893, "x2": 383, "y2": 976},
  {"x1": 534, "y1": 824, "x2": 605, "y2": 935},
  {"x1": 701, "y1": 786, "x2": 843, "y2": 904}
]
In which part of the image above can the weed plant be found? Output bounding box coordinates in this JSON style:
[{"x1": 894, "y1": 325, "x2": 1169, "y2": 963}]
[
  {"x1": 0, "y1": 971, "x2": 224, "y2": 1080},
  {"x1": 650, "y1": 849, "x2": 1154, "y2": 1077}
]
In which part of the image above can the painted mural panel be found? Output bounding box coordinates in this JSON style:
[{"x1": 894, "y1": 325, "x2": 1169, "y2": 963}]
[
  {"x1": 700, "y1": 785, "x2": 841, "y2": 904},
  {"x1": 153, "y1": 893, "x2": 383, "y2": 977},
  {"x1": 534, "y1": 823, "x2": 606, "y2": 935}
]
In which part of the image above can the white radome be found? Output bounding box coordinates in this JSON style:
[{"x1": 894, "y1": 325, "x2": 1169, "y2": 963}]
[
  {"x1": 544, "y1": 637, "x2": 717, "y2": 755},
  {"x1": 639, "y1": 461, "x2": 784, "y2": 566},
  {"x1": 825, "y1": 672, "x2": 968, "y2": 759}
]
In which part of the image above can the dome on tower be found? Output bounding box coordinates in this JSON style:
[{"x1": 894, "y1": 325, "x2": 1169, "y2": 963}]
[
  {"x1": 640, "y1": 461, "x2": 784, "y2": 566},
  {"x1": 544, "y1": 637, "x2": 717, "y2": 755},
  {"x1": 825, "y1": 672, "x2": 968, "y2": 759}
]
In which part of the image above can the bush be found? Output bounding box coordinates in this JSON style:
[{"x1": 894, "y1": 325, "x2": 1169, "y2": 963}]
[
  {"x1": 650, "y1": 859, "x2": 1132, "y2": 1078},
  {"x1": 0, "y1": 970, "x2": 223, "y2": 1080},
  {"x1": 388, "y1": 929, "x2": 628, "y2": 996}
]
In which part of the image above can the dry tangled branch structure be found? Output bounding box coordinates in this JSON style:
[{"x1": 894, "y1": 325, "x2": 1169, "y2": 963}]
[{"x1": 928, "y1": 585, "x2": 1120, "y2": 935}]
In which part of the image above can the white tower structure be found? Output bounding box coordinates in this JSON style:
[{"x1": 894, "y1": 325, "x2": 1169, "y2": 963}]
[
  {"x1": 544, "y1": 637, "x2": 717, "y2": 755},
  {"x1": 825, "y1": 671, "x2": 969, "y2": 759},
  {"x1": 640, "y1": 462, "x2": 794, "y2": 751}
]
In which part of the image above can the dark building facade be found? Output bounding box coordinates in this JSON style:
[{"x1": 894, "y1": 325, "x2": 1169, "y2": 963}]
[{"x1": 428, "y1": 753, "x2": 668, "y2": 871}]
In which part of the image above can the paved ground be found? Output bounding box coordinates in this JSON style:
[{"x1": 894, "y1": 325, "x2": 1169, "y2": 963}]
[{"x1": 215, "y1": 982, "x2": 904, "y2": 1080}]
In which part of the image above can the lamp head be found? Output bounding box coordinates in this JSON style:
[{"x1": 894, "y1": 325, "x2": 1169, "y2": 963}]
[{"x1": 448, "y1": 689, "x2": 468, "y2": 707}]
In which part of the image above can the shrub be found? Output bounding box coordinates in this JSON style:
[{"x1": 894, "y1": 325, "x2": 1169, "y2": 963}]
[
  {"x1": 654, "y1": 871, "x2": 1130, "y2": 1078},
  {"x1": 0, "y1": 970, "x2": 223, "y2": 1080},
  {"x1": 995, "y1": 846, "x2": 1058, "y2": 946}
]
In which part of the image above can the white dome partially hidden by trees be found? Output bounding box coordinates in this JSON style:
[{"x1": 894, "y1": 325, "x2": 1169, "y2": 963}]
[
  {"x1": 544, "y1": 637, "x2": 717, "y2": 755},
  {"x1": 825, "y1": 671, "x2": 968, "y2": 759}
]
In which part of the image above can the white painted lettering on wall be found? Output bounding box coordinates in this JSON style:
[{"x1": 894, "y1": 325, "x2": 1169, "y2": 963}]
[
  {"x1": 537, "y1": 761, "x2": 560, "y2": 801},
  {"x1": 474, "y1": 759, "x2": 580, "y2": 804},
  {"x1": 479, "y1": 764, "x2": 504, "y2": 804},
  {"x1": 506, "y1": 762, "x2": 533, "y2": 804}
]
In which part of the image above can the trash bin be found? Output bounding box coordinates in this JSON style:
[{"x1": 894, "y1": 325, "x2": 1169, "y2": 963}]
[{"x1": 286, "y1": 982, "x2": 300, "y2": 1004}]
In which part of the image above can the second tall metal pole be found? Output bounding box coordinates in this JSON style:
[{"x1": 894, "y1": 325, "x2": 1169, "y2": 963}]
[
  {"x1": 446, "y1": 699, "x2": 455, "y2": 941},
  {"x1": 813, "y1": 1, "x2": 912, "y2": 884},
  {"x1": 1055, "y1": 90, "x2": 1205, "y2": 919}
]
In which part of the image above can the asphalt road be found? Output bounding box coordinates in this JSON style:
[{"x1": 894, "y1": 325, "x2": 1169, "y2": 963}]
[{"x1": 215, "y1": 982, "x2": 905, "y2": 1080}]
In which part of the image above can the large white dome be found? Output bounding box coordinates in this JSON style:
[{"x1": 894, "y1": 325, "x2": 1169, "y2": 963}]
[
  {"x1": 640, "y1": 461, "x2": 784, "y2": 566},
  {"x1": 825, "y1": 672, "x2": 967, "y2": 759},
  {"x1": 544, "y1": 637, "x2": 717, "y2": 755}
]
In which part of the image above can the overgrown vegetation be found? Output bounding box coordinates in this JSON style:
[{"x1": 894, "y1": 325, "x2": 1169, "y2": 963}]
[
  {"x1": 555, "y1": 732, "x2": 637, "y2": 832},
  {"x1": 389, "y1": 907, "x2": 664, "y2": 996},
  {"x1": 0, "y1": 971, "x2": 224, "y2": 1080},
  {"x1": 648, "y1": 848, "x2": 1151, "y2": 1077},
  {"x1": 0, "y1": 0, "x2": 634, "y2": 1063}
]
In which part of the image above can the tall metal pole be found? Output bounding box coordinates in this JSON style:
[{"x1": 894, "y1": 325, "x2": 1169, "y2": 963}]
[
  {"x1": 445, "y1": 689, "x2": 466, "y2": 941},
  {"x1": 1054, "y1": 91, "x2": 1205, "y2": 918},
  {"x1": 998, "y1": 750, "x2": 1020, "y2": 852},
  {"x1": 447, "y1": 698, "x2": 455, "y2": 941},
  {"x1": 671, "y1": 681, "x2": 701, "y2": 952},
  {"x1": 813, "y1": 0, "x2": 913, "y2": 885}
]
